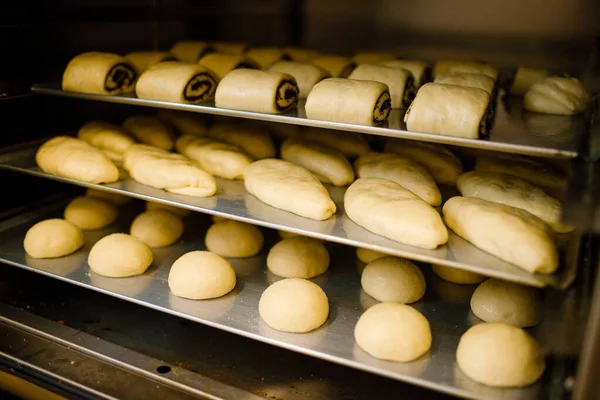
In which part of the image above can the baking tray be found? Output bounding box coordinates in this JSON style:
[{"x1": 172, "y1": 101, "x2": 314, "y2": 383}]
[
  {"x1": 31, "y1": 83, "x2": 586, "y2": 159},
  {"x1": 0, "y1": 143, "x2": 579, "y2": 289},
  {"x1": 0, "y1": 200, "x2": 552, "y2": 400}
]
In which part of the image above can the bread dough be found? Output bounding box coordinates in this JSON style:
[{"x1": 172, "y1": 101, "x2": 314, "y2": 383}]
[
  {"x1": 303, "y1": 128, "x2": 370, "y2": 158},
  {"x1": 62, "y1": 52, "x2": 136, "y2": 95},
  {"x1": 524, "y1": 77, "x2": 588, "y2": 115},
  {"x1": 146, "y1": 201, "x2": 191, "y2": 217},
  {"x1": 168, "y1": 251, "x2": 236, "y2": 299},
  {"x1": 434, "y1": 72, "x2": 495, "y2": 95},
  {"x1": 199, "y1": 52, "x2": 257, "y2": 79},
  {"x1": 124, "y1": 144, "x2": 216, "y2": 197},
  {"x1": 352, "y1": 51, "x2": 397, "y2": 64},
  {"x1": 130, "y1": 209, "x2": 184, "y2": 248},
  {"x1": 86, "y1": 189, "x2": 131, "y2": 206},
  {"x1": 268, "y1": 61, "x2": 329, "y2": 98},
  {"x1": 88, "y1": 233, "x2": 153, "y2": 277},
  {"x1": 432, "y1": 264, "x2": 485, "y2": 285},
  {"x1": 456, "y1": 322, "x2": 545, "y2": 387},
  {"x1": 244, "y1": 47, "x2": 287, "y2": 68},
  {"x1": 345, "y1": 178, "x2": 448, "y2": 249},
  {"x1": 205, "y1": 220, "x2": 264, "y2": 258},
  {"x1": 361, "y1": 257, "x2": 425, "y2": 303},
  {"x1": 215, "y1": 69, "x2": 299, "y2": 114},
  {"x1": 284, "y1": 47, "x2": 320, "y2": 62},
  {"x1": 443, "y1": 196, "x2": 558, "y2": 273},
  {"x1": 24, "y1": 219, "x2": 84, "y2": 259},
  {"x1": 356, "y1": 248, "x2": 386, "y2": 264},
  {"x1": 434, "y1": 60, "x2": 498, "y2": 81},
  {"x1": 244, "y1": 159, "x2": 336, "y2": 220},
  {"x1": 64, "y1": 196, "x2": 117, "y2": 230},
  {"x1": 457, "y1": 171, "x2": 572, "y2": 233},
  {"x1": 125, "y1": 51, "x2": 175, "y2": 74},
  {"x1": 348, "y1": 64, "x2": 416, "y2": 109},
  {"x1": 281, "y1": 137, "x2": 354, "y2": 186},
  {"x1": 510, "y1": 67, "x2": 549, "y2": 96},
  {"x1": 405, "y1": 83, "x2": 491, "y2": 139},
  {"x1": 471, "y1": 278, "x2": 543, "y2": 327},
  {"x1": 379, "y1": 60, "x2": 431, "y2": 88},
  {"x1": 310, "y1": 56, "x2": 356, "y2": 78},
  {"x1": 354, "y1": 302, "x2": 431, "y2": 362},
  {"x1": 36, "y1": 136, "x2": 119, "y2": 184},
  {"x1": 170, "y1": 40, "x2": 213, "y2": 63},
  {"x1": 305, "y1": 78, "x2": 392, "y2": 126},
  {"x1": 267, "y1": 237, "x2": 329, "y2": 278},
  {"x1": 259, "y1": 278, "x2": 329, "y2": 333},
  {"x1": 384, "y1": 139, "x2": 463, "y2": 185},
  {"x1": 211, "y1": 41, "x2": 247, "y2": 55},
  {"x1": 156, "y1": 109, "x2": 208, "y2": 136},
  {"x1": 212, "y1": 215, "x2": 229, "y2": 223},
  {"x1": 77, "y1": 121, "x2": 135, "y2": 160},
  {"x1": 122, "y1": 115, "x2": 174, "y2": 151},
  {"x1": 208, "y1": 119, "x2": 276, "y2": 159}
]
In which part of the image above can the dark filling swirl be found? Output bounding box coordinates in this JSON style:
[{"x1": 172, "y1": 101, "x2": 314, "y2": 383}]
[
  {"x1": 372, "y1": 90, "x2": 392, "y2": 125},
  {"x1": 480, "y1": 97, "x2": 494, "y2": 137},
  {"x1": 275, "y1": 79, "x2": 299, "y2": 112},
  {"x1": 402, "y1": 76, "x2": 417, "y2": 108},
  {"x1": 183, "y1": 72, "x2": 217, "y2": 103},
  {"x1": 104, "y1": 63, "x2": 137, "y2": 93}
]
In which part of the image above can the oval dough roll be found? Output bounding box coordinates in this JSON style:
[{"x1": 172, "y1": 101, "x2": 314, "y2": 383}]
[
  {"x1": 303, "y1": 128, "x2": 370, "y2": 157},
  {"x1": 168, "y1": 251, "x2": 236, "y2": 299},
  {"x1": 24, "y1": 219, "x2": 84, "y2": 259},
  {"x1": 122, "y1": 115, "x2": 174, "y2": 151},
  {"x1": 524, "y1": 77, "x2": 588, "y2": 116},
  {"x1": 244, "y1": 159, "x2": 336, "y2": 220},
  {"x1": 77, "y1": 121, "x2": 135, "y2": 160},
  {"x1": 434, "y1": 72, "x2": 495, "y2": 95},
  {"x1": 36, "y1": 136, "x2": 119, "y2": 184},
  {"x1": 205, "y1": 220, "x2": 264, "y2": 258},
  {"x1": 380, "y1": 60, "x2": 431, "y2": 88},
  {"x1": 208, "y1": 120, "x2": 275, "y2": 159},
  {"x1": 268, "y1": 61, "x2": 330, "y2": 98},
  {"x1": 267, "y1": 237, "x2": 329, "y2": 278},
  {"x1": 64, "y1": 196, "x2": 118, "y2": 230},
  {"x1": 352, "y1": 51, "x2": 397, "y2": 64},
  {"x1": 170, "y1": 40, "x2": 213, "y2": 63},
  {"x1": 345, "y1": 178, "x2": 448, "y2": 249},
  {"x1": 354, "y1": 152, "x2": 441, "y2": 206},
  {"x1": 215, "y1": 69, "x2": 299, "y2": 114},
  {"x1": 244, "y1": 47, "x2": 287, "y2": 69},
  {"x1": 509, "y1": 67, "x2": 549, "y2": 96},
  {"x1": 88, "y1": 233, "x2": 153, "y2": 278},
  {"x1": 306, "y1": 78, "x2": 392, "y2": 126},
  {"x1": 310, "y1": 55, "x2": 356, "y2": 78},
  {"x1": 198, "y1": 52, "x2": 257, "y2": 79},
  {"x1": 156, "y1": 109, "x2": 208, "y2": 136},
  {"x1": 348, "y1": 64, "x2": 416, "y2": 109},
  {"x1": 130, "y1": 209, "x2": 184, "y2": 248},
  {"x1": 434, "y1": 60, "x2": 498, "y2": 81},
  {"x1": 62, "y1": 52, "x2": 136, "y2": 95},
  {"x1": 443, "y1": 196, "x2": 558, "y2": 273},
  {"x1": 281, "y1": 137, "x2": 354, "y2": 186},
  {"x1": 361, "y1": 257, "x2": 426, "y2": 304},
  {"x1": 136, "y1": 62, "x2": 219, "y2": 104},
  {"x1": 125, "y1": 51, "x2": 175, "y2": 74}
]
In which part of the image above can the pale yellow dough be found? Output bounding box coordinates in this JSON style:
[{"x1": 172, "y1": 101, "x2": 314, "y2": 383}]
[
  {"x1": 268, "y1": 61, "x2": 329, "y2": 98},
  {"x1": 205, "y1": 221, "x2": 264, "y2": 258},
  {"x1": 510, "y1": 67, "x2": 549, "y2": 96},
  {"x1": 310, "y1": 55, "x2": 356, "y2": 78},
  {"x1": 267, "y1": 237, "x2": 329, "y2": 278},
  {"x1": 62, "y1": 52, "x2": 136, "y2": 95},
  {"x1": 130, "y1": 210, "x2": 184, "y2": 248},
  {"x1": 284, "y1": 47, "x2": 320, "y2": 62},
  {"x1": 122, "y1": 115, "x2": 174, "y2": 151},
  {"x1": 356, "y1": 248, "x2": 386, "y2": 264},
  {"x1": 379, "y1": 60, "x2": 430, "y2": 88},
  {"x1": 208, "y1": 120, "x2": 275, "y2": 159},
  {"x1": 125, "y1": 51, "x2": 174, "y2": 74},
  {"x1": 361, "y1": 257, "x2": 425, "y2": 304},
  {"x1": 212, "y1": 215, "x2": 229, "y2": 223},
  {"x1": 303, "y1": 128, "x2": 370, "y2": 157},
  {"x1": 348, "y1": 64, "x2": 415, "y2": 109},
  {"x1": 86, "y1": 189, "x2": 131, "y2": 206},
  {"x1": 64, "y1": 196, "x2": 117, "y2": 230},
  {"x1": 434, "y1": 72, "x2": 495, "y2": 95},
  {"x1": 88, "y1": 233, "x2": 153, "y2": 278},
  {"x1": 77, "y1": 121, "x2": 135, "y2": 161},
  {"x1": 244, "y1": 47, "x2": 287, "y2": 68},
  {"x1": 199, "y1": 52, "x2": 257, "y2": 79},
  {"x1": 431, "y1": 265, "x2": 485, "y2": 285},
  {"x1": 170, "y1": 40, "x2": 213, "y2": 63},
  {"x1": 211, "y1": 41, "x2": 246, "y2": 56},
  {"x1": 352, "y1": 51, "x2": 397, "y2": 64},
  {"x1": 434, "y1": 60, "x2": 498, "y2": 81},
  {"x1": 24, "y1": 219, "x2": 84, "y2": 259},
  {"x1": 156, "y1": 109, "x2": 208, "y2": 136},
  {"x1": 524, "y1": 77, "x2": 588, "y2": 115},
  {"x1": 146, "y1": 201, "x2": 191, "y2": 217}
]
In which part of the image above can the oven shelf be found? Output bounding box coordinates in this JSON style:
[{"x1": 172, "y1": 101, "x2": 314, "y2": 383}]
[{"x1": 31, "y1": 83, "x2": 586, "y2": 159}]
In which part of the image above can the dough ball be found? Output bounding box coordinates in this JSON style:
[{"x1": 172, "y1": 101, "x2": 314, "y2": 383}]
[
  {"x1": 64, "y1": 196, "x2": 118, "y2": 230},
  {"x1": 88, "y1": 233, "x2": 153, "y2": 277},
  {"x1": 267, "y1": 237, "x2": 329, "y2": 279},
  {"x1": 361, "y1": 257, "x2": 425, "y2": 304},
  {"x1": 471, "y1": 279, "x2": 543, "y2": 327},
  {"x1": 432, "y1": 264, "x2": 486, "y2": 285},
  {"x1": 130, "y1": 210, "x2": 184, "y2": 248},
  {"x1": 212, "y1": 215, "x2": 229, "y2": 223},
  {"x1": 205, "y1": 221, "x2": 264, "y2": 258},
  {"x1": 456, "y1": 322, "x2": 545, "y2": 387},
  {"x1": 259, "y1": 278, "x2": 329, "y2": 333},
  {"x1": 356, "y1": 247, "x2": 386, "y2": 264},
  {"x1": 168, "y1": 251, "x2": 236, "y2": 300},
  {"x1": 24, "y1": 219, "x2": 84, "y2": 259},
  {"x1": 145, "y1": 201, "x2": 191, "y2": 217},
  {"x1": 85, "y1": 189, "x2": 131, "y2": 206},
  {"x1": 354, "y1": 302, "x2": 431, "y2": 362},
  {"x1": 279, "y1": 230, "x2": 300, "y2": 239}
]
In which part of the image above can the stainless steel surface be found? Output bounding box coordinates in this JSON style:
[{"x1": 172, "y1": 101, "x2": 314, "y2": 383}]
[
  {"x1": 31, "y1": 83, "x2": 586, "y2": 159},
  {"x1": 0, "y1": 144, "x2": 580, "y2": 289},
  {"x1": 0, "y1": 200, "x2": 564, "y2": 400}
]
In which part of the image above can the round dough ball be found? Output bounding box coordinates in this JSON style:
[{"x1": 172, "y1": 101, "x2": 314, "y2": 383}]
[
  {"x1": 168, "y1": 251, "x2": 236, "y2": 300},
  {"x1": 267, "y1": 237, "x2": 329, "y2": 278},
  {"x1": 432, "y1": 264, "x2": 486, "y2": 285},
  {"x1": 278, "y1": 230, "x2": 300, "y2": 239},
  {"x1": 130, "y1": 210, "x2": 184, "y2": 248},
  {"x1": 145, "y1": 201, "x2": 191, "y2": 217},
  {"x1": 471, "y1": 278, "x2": 543, "y2": 327},
  {"x1": 88, "y1": 233, "x2": 153, "y2": 277},
  {"x1": 205, "y1": 221, "x2": 264, "y2": 258},
  {"x1": 85, "y1": 189, "x2": 131, "y2": 206},
  {"x1": 64, "y1": 196, "x2": 118, "y2": 230},
  {"x1": 356, "y1": 247, "x2": 386, "y2": 264},
  {"x1": 259, "y1": 278, "x2": 329, "y2": 333},
  {"x1": 354, "y1": 302, "x2": 431, "y2": 362},
  {"x1": 23, "y1": 218, "x2": 84, "y2": 259},
  {"x1": 456, "y1": 322, "x2": 545, "y2": 387},
  {"x1": 361, "y1": 257, "x2": 425, "y2": 304}
]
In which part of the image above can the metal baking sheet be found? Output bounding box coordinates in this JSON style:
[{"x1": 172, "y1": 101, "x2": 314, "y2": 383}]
[
  {"x1": 0, "y1": 201, "x2": 550, "y2": 400},
  {"x1": 31, "y1": 83, "x2": 585, "y2": 159},
  {"x1": 0, "y1": 144, "x2": 579, "y2": 289}
]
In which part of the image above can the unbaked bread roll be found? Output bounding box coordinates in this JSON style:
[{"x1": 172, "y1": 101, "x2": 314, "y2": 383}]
[
  {"x1": 443, "y1": 196, "x2": 558, "y2": 273},
  {"x1": 355, "y1": 153, "x2": 441, "y2": 206},
  {"x1": 379, "y1": 60, "x2": 431, "y2": 88},
  {"x1": 215, "y1": 69, "x2": 299, "y2": 114},
  {"x1": 509, "y1": 67, "x2": 549, "y2": 96},
  {"x1": 168, "y1": 251, "x2": 236, "y2": 299},
  {"x1": 125, "y1": 51, "x2": 175, "y2": 74},
  {"x1": 36, "y1": 136, "x2": 119, "y2": 184},
  {"x1": 136, "y1": 62, "x2": 219, "y2": 104},
  {"x1": 88, "y1": 233, "x2": 153, "y2": 277},
  {"x1": 456, "y1": 322, "x2": 545, "y2": 387},
  {"x1": 457, "y1": 171, "x2": 572, "y2": 233},
  {"x1": 211, "y1": 41, "x2": 246, "y2": 55},
  {"x1": 24, "y1": 219, "x2": 84, "y2": 259},
  {"x1": 348, "y1": 64, "x2": 416, "y2": 109},
  {"x1": 122, "y1": 115, "x2": 174, "y2": 151},
  {"x1": 212, "y1": 215, "x2": 229, "y2": 223},
  {"x1": 198, "y1": 52, "x2": 257, "y2": 79},
  {"x1": 170, "y1": 40, "x2": 213, "y2": 63},
  {"x1": 77, "y1": 121, "x2": 135, "y2": 160},
  {"x1": 353, "y1": 51, "x2": 397, "y2": 64},
  {"x1": 471, "y1": 278, "x2": 543, "y2": 327},
  {"x1": 205, "y1": 220, "x2": 264, "y2": 258},
  {"x1": 303, "y1": 128, "x2": 370, "y2": 157},
  {"x1": 306, "y1": 78, "x2": 392, "y2": 126},
  {"x1": 86, "y1": 189, "x2": 131, "y2": 206},
  {"x1": 310, "y1": 55, "x2": 356, "y2": 78},
  {"x1": 207, "y1": 120, "x2": 275, "y2": 159},
  {"x1": 345, "y1": 178, "x2": 448, "y2": 249},
  {"x1": 524, "y1": 77, "x2": 588, "y2": 115},
  {"x1": 356, "y1": 248, "x2": 386, "y2": 264},
  {"x1": 354, "y1": 302, "x2": 431, "y2": 362},
  {"x1": 267, "y1": 237, "x2": 329, "y2": 278},
  {"x1": 434, "y1": 72, "x2": 495, "y2": 96},
  {"x1": 146, "y1": 201, "x2": 191, "y2": 217},
  {"x1": 64, "y1": 196, "x2": 117, "y2": 230},
  {"x1": 130, "y1": 209, "x2": 184, "y2": 248},
  {"x1": 244, "y1": 47, "x2": 287, "y2": 68},
  {"x1": 268, "y1": 61, "x2": 329, "y2": 98},
  {"x1": 62, "y1": 52, "x2": 136, "y2": 95},
  {"x1": 434, "y1": 60, "x2": 498, "y2": 81},
  {"x1": 156, "y1": 109, "x2": 208, "y2": 136},
  {"x1": 259, "y1": 278, "x2": 329, "y2": 333},
  {"x1": 124, "y1": 144, "x2": 217, "y2": 197},
  {"x1": 281, "y1": 137, "x2": 354, "y2": 186},
  {"x1": 361, "y1": 257, "x2": 425, "y2": 303},
  {"x1": 384, "y1": 139, "x2": 463, "y2": 185},
  {"x1": 244, "y1": 159, "x2": 336, "y2": 220},
  {"x1": 284, "y1": 47, "x2": 320, "y2": 62},
  {"x1": 432, "y1": 264, "x2": 485, "y2": 284}
]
